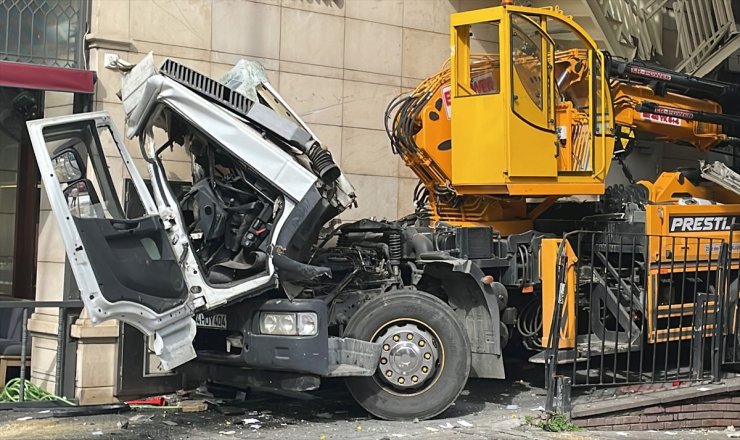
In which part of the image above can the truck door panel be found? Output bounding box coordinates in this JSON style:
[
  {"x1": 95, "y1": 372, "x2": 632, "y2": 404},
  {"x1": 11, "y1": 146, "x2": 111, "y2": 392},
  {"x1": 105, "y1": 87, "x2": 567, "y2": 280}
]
[{"x1": 27, "y1": 112, "x2": 197, "y2": 370}]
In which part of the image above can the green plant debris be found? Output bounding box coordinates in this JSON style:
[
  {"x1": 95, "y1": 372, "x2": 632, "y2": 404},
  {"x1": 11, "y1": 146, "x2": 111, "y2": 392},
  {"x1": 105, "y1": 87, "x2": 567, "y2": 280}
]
[{"x1": 536, "y1": 413, "x2": 581, "y2": 432}]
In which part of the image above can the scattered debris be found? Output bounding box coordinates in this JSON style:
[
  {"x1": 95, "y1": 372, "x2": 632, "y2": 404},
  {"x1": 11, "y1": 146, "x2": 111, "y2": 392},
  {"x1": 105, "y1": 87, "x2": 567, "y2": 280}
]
[
  {"x1": 505, "y1": 404, "x2": 519, "y2": 410},
  {"x1": 117, "y1": 420, "x2": 129, "y2": 430},
  {"x1": 163, "y1": 420, "x2": 178, "y2": 426},
  {"x1": 91, "y1": 431, "x2": 103, "y2": 436},
  {"x1": 181, "y1": 400, "x2": 208, "y2": 413},
  {"x1": 126, "y1": 396, "x2": 166, "y2": 406},
  {"x1": 460, "y1": 390, "x2": 470, "y2": 396},
  {"x1": 16, "y1": 416, "x2": 32, "y2": 421},
  {"x1": 215, "y1": 406, "x2": 246, "y2": 415},
  {"x1": 439, "y1": 422, "x2": 455, "y2": 429},
  {"x1": 457, "y1": 420, "x2": 474, "y2": 428},
  {"x1": 241, "y1": 418, "x2": 260, "y2": 425},
  {"x1": 218, "y1": 430, "x2": 235, "y2": 435},
  {"x1": 250, "y1": 424, "x2": 262, "y2": 430},
  {"x1": 129, "y1": 414, "x2": 154, "y2": 423},
  {"x1": 425, "y1": 427, "x2": 439, "y2": 432},
  {"x1": 529, "y1": 406, "x2": 546, "y2": 411}
]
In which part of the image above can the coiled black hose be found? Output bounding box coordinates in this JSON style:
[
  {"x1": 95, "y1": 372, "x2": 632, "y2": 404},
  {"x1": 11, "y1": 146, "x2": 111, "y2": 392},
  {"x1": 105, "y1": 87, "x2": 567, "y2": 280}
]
[{"x1": 516, "y1": 298, "x2": 543, "y2": 350}]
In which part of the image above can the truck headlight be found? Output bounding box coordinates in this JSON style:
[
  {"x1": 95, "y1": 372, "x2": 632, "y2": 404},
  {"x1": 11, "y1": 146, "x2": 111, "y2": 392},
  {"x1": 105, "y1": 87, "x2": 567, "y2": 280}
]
[
  {"x1": 260, "y1": 312, "x2": 318, "y2": 336},
  {"x1": 297, "y1": 312, "x2": 318, "y2": 336}
]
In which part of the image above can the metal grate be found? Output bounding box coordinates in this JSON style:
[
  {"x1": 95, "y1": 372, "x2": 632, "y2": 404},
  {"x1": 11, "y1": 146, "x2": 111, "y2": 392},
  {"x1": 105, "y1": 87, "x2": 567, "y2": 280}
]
[
  {"x1": 543, "y1": 230, "x2": 736, "y2": 411},
  {"x1": 0, "y1": 0, "x2": 89, "y2": 69},
  {"x1": 159, "y1": 59, "x2": 254, "y2": 117}
]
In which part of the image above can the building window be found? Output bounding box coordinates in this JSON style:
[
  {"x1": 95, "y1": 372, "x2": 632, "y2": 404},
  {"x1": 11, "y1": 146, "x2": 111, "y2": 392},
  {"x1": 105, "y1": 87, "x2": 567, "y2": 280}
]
[{"x1": 0, "y1": 0, "x2": 89, "y2": 69}]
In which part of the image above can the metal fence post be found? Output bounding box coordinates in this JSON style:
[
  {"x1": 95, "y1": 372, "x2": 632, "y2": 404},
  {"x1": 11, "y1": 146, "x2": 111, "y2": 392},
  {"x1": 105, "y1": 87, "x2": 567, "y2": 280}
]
[{"x1": 55, "y1": 308, "x2": 68, "y2": 397}]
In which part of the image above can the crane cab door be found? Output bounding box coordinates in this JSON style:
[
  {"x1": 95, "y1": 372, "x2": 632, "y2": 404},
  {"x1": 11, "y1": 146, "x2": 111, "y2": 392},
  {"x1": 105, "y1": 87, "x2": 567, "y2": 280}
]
[
  {"x1": 450, "y1": 8, "x2": 556, "y2": 188},
  {"x1": 506, "y1": 13, "x2": 557, "y2": 178}
]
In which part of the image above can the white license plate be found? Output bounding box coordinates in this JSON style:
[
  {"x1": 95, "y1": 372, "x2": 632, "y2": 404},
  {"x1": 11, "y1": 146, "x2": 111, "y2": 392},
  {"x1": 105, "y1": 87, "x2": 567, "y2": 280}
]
[{"x1": 194, "y1": 313, "x2": 228, "y2": 329}]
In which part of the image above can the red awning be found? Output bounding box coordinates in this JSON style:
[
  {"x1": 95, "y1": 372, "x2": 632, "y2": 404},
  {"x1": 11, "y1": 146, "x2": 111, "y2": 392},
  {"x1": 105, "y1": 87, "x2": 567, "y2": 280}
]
[{"x1": 0, "y1": 60, "x2": 94, "y2": 94}]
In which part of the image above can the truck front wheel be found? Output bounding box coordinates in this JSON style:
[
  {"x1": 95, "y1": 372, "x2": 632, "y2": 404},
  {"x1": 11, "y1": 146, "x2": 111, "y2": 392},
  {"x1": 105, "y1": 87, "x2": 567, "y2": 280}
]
[{"x1": 343, "y1": 290, "x2": 471, "y2": 420}]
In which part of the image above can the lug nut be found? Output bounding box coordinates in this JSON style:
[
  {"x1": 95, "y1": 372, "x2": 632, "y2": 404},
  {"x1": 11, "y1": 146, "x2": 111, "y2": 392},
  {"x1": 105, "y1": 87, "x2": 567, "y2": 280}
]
[
  {"x1": 418, "y1": 340, "x2": 425, "y2": 347},
  {"x1": 393, "y1": 335, "x2": 400, "y2": 342},
  {"x1": 380, "y1": 358, "x2": 388, "y2": 365},
  {"x1": 398, "y1": 377, "x2": 405, "y2": 384},
  {"x1": 421, "y1": 366, "x2": 429, "y2": 373},
  {"x1": 424, "y1": 353, "x2": 431, "y2": 360},
  {"x1": 411, "y1": 376, "x2": 418, "y2": 383},
  {"x1": 386, "y1": 370, "x2": 393, "y2": 377},
  {"x1": 383, "y1": 344, "x2": 390, "y2": 351},
  {"x1": 406, "y1": 333, "x2": 413, "y2": 340}
]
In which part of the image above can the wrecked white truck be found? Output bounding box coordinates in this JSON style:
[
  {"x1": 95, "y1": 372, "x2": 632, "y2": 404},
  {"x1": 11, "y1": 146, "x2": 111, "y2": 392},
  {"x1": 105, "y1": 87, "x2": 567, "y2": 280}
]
[{"x1": 28, "y1": 59, "x2": 510, "y2": 420}]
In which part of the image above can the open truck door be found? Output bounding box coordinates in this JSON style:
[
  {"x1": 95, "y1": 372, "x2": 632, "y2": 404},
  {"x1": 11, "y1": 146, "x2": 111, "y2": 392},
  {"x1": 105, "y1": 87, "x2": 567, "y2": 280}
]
[{"x1": 27, "y1": 112, "x2": 198, "y2": 370}]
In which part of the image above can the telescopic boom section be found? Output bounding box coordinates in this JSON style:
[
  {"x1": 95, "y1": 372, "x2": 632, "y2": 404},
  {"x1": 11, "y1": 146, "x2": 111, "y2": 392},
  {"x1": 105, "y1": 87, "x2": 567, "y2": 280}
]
[{"x1": 608, "y1": 57, "x2": 740, "y2": 152}]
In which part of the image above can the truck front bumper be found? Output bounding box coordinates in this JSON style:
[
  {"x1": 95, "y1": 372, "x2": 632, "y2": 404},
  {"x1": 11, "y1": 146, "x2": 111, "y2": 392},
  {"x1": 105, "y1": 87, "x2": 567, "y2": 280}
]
[{"x1": 241, "y1": 298, "x2": 381, "y2": 377}]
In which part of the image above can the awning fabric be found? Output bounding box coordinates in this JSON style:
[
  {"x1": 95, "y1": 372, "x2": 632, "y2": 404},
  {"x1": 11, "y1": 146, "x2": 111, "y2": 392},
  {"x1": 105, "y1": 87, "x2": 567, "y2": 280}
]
[{"x1": 0, "y1": 60, "x2": 94, "y2": 94}]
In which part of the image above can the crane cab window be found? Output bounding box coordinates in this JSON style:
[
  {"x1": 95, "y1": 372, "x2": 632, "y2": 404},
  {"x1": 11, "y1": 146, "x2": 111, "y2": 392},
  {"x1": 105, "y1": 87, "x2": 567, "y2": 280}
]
[
  {"x1": 469, "y1": 22, "x2": 500, "y2": 95},
  {"x1": 511, "y1": 15, "x2": 543, "y2": 110},
  {"x1": 457, "y1": 21, "x2": 501, "y2": 97}
]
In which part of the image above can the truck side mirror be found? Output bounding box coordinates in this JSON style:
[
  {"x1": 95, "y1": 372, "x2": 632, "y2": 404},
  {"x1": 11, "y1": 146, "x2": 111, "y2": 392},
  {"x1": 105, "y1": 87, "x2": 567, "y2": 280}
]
[{"x1": 51, "y1": 148, "x2": 85, "y2": 183}]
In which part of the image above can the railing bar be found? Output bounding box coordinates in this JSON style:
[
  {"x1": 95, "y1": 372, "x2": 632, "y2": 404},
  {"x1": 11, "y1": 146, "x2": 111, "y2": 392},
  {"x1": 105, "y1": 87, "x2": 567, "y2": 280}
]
[
  {"x1": 639, "y1": 235, "x2": 647, "y2": 383},
  {"x1": 600, "y1": 242, "x2": 609, "y2": 385},
  {"x1": 702, "y1": 238, "x2": 715, "y2": 380},
  {"x1": 18, "y1": 307, "x2": 28, "y2": 402},
  {"x1": 614, "y1": 235, "x2": 624, "y2": 384},
  {"x1": 731, "y1": 227, "x2": 740, "y2": 364},
  {"x1": 586, "y1": 233, "x2": 596, "y2": 386},
  {"x1": 653, "y1": 235, "x2": 662, "y2": 382},
  {"x1": 626, "y1": 235, "x2": 636, "y2": 383},
  {"x1": 664, "y1": 236, "x2": 677, "y2": 382},
  {"x1": 677, "y1": 236, "x2": 689, "y2": 378},
  {"x1": 573, "y1": 233, "x2": 583, "y2": 383},
  {"x1": 55, "y1": 308, "x2": 66, "y2": 397}
]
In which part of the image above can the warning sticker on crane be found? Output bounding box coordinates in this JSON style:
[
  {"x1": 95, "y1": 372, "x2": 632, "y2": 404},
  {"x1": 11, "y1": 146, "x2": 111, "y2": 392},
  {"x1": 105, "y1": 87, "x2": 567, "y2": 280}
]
[
  {"x1": 471, "y1": 72, "x2": 496, "y2": 94},
  {"x1": 441, "y1": 86, "x2": 452, "y2": 119},
  {"x1": 641, "y1": 112, "x2": 682, "y2": 127},
  {"x1": 440, "y1": 73, "x2": 497, "y2": 121}
]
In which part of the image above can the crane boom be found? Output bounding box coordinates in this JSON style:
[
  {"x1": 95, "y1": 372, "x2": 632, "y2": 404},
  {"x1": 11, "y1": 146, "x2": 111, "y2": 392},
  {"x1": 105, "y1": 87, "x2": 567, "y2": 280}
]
[{"x1": 388, "y1": 5, "x2": 740, "y2": 234}]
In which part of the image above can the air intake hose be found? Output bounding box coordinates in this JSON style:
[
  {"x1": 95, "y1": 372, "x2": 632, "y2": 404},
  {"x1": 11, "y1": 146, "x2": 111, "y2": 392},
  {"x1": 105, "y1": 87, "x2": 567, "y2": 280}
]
[{"x1": 306, "y1": 141, "x2": 341, "y2": 184}]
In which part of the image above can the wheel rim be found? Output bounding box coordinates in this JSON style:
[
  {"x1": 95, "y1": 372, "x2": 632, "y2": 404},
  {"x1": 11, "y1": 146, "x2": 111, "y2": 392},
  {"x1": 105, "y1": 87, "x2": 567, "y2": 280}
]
[{"x1": 373, "y1": 320, "x2": 442, "y2": 393}]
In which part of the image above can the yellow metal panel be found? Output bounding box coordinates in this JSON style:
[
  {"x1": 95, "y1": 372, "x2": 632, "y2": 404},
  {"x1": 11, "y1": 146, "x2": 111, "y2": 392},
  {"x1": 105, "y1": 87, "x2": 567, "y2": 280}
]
[
  {"x1": 507, "y1": 116, "x2": 558, "y2": 177},
  {"x1": 541, "y1": 238, "x2": 577, "y2": 349},
  {"x1": 451, "y1": 94, "x2": 508, "y2": 186}
]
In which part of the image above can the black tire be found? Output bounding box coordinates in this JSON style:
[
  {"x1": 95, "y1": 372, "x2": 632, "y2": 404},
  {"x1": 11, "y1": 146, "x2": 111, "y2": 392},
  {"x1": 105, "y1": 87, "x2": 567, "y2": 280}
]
[{"x1": 343, "y1": 290, "x2": 471, "y2": 421}]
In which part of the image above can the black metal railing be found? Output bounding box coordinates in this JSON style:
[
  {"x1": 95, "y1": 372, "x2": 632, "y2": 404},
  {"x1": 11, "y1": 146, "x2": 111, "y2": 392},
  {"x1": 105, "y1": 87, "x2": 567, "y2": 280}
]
[
  {"x1": 544, "y1": 230, "x2": 737, "y2": 410},
  {"x1": 0, "y1": 0, "x2": 89, "y2": 68},
  {"x1": 0, "y1": 298, "x2": 83, "y2": 401}
]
